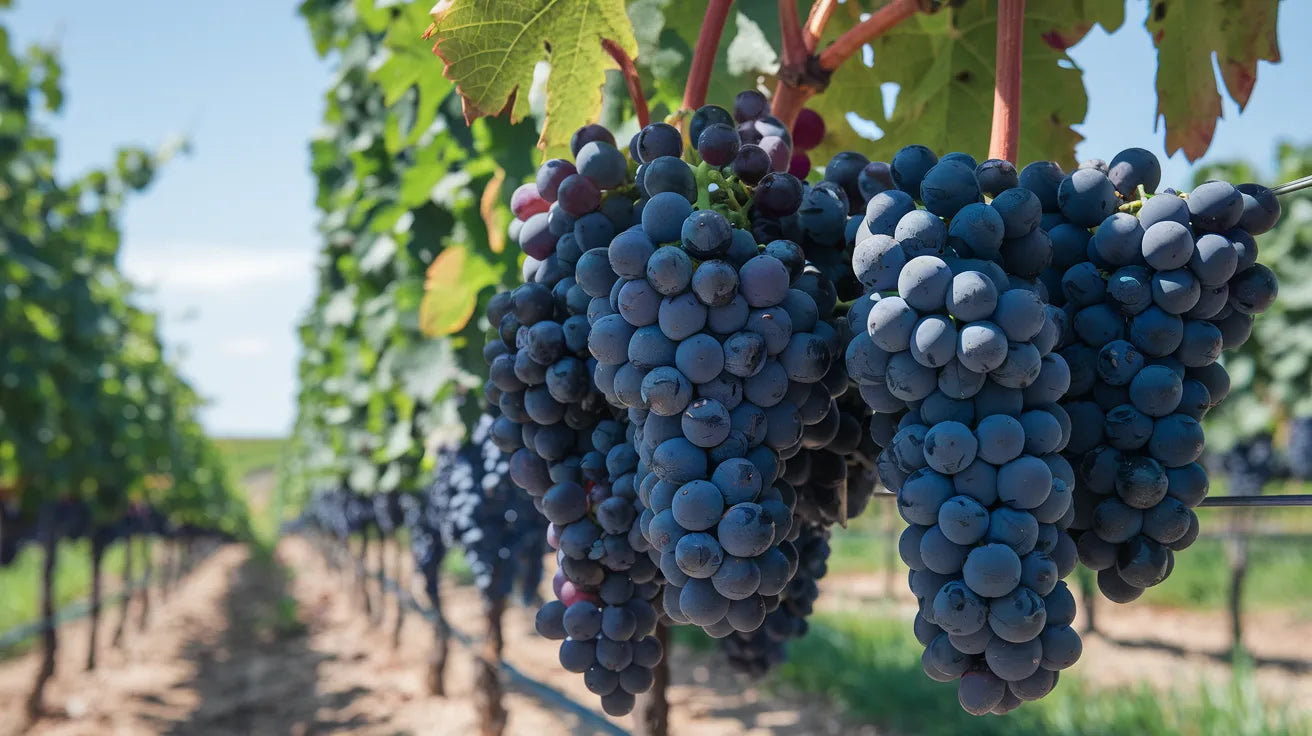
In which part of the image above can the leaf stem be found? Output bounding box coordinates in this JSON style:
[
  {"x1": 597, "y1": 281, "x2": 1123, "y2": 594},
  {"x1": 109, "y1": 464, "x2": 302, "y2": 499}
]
[
  {"x1": 816, "y1": 0, "x2": 920, "y2": 72},
  {"x1": 682, "y1": 0, "x2": 736, "y2": 114},
  {"x1": 803, "y1": 0, "x2": 838, "y2": 54},
  {"x1": 779, "y1": 0, "x2": 807, "y2": 70},
  {"x1": 601, "y1": 39, "x2": 649, "y2": 128},
  {"x1": 987, "y1": 0, "x2": 1025, "y2": 163}
]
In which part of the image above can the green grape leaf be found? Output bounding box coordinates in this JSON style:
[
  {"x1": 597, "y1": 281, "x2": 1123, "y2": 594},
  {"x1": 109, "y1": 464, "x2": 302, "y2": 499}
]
[
  {"x1": 808, "y1": 0, "x2": 1123, "y2": 166},
  {"x1": 1147, "y1": 0, "x2": 1280, "y2": 161},
  {"x1": 419, "y1": 244, "x2": 501, "y2": 336},
  {"x1": 426, "y1": 0, "x2": 639, "y2": 158},
  {"x1": 395, "y1": 341, "x2": 459, "y2": 399}
]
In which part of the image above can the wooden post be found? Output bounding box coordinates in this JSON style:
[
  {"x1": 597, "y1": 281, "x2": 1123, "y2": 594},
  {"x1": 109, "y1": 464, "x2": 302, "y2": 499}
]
[
  {"x1": 358, "y1": 531, "x2": 374, "y2": 620},
  {"x1": 26, "y1": 509, "x2": 57, "y2": 721},
  {"x1": 113, "y1": 533, "x2": 134, "y2": 648},
  {"x1": 392, "y1": 536, "x2": 407, "y2": 649},
  {"x1": 1079, "y1": 567, "x2": 1097, "y2": 635},
  {"x1": 1227, "y1": 510, "x2": 1253, "y2": 657},
  {"x1": 86, "y1": 537, "x2": 106, "y2": 670},
  {"x1": 883, "y1": 504, "x2": 896, "y2": 599},
  {"x1": 373, "y1": 529, "x2": 387, "y2": 627},
  {"x1": 633, "y1": 624, "x2": 670, "y2": 736},
  {"x1": 138, "y1": 537, "x2": 152, "y2": 630},
  {"x1": 474, "y1": 598, "x2": 507, "y2": 736},
  {"x1": 425, "y1": 551, "x2": 449, "y2": 696}
]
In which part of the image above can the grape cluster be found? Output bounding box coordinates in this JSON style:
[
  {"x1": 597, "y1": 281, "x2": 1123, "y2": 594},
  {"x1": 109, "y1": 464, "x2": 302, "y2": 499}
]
[
  {"x1": 1221, "y1": 433, "x2": 1280, "y2": 497},
  {"x1": 491, "y1": 129, "x2": 684, "y2": 716},
  {"x1": 532, "y1": 417, "x2": 664, "y2": 717},
  {"x1": 401, "y1": 492, "x2": 446, "y2": 606},
  {"x1": 590, "y1": 116, "x2": 844, "y2": 640},
  {"x1": 719, "y1": 521, "x2": 830, "y2": 675},
  {"x1": 1030, "y1": 153, "x2": 1281, "y2": 603},
  {"x1": 687, "y1": 89, "x2": 795, "y2": 185},
  {"x1": 842, "y1": 146, "x2": 1085, "y2": 714},
  {"x1": 1287, "y1": 416, "x2": 1312, "y2": 480},
  {"x1": 428, "y1": 414, "x2": 548, "y2": 602}
]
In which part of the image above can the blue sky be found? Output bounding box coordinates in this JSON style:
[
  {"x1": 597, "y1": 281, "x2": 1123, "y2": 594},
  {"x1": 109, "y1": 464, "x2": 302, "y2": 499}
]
[{"x1": 6, "y1": 1, "x2": 1311, "y2": 437}]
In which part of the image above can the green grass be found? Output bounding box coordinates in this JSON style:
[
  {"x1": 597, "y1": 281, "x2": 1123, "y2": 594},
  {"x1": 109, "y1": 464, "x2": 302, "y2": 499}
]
[
  {"x1": 0, "y1": 538, "x2": 145, "y2": 654},
  {"x1": 1138, "y1": 536, "x2": 1312, "y2": 613},
  {"x1": 213, "y1": 437, "x2": 287, "y2": 484},
  {"x1": 679, "y1": 608, "x2": 1308, "y2": 736},
  {"x1": 213, "y1": 437, "x2": 288, "y2": 546}
]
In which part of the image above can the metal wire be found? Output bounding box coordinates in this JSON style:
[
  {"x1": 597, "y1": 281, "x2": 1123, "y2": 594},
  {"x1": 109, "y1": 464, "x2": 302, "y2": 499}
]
[
  {"x1": 1197, "y1": 494, "x2": 1312, "y2": 508},
  {"x1": 1271, "y1": 173, "x2": 1312, "y2": 196},
  {"x1": 870, "y1": 491, "x2": 1312, "y2": 509}
]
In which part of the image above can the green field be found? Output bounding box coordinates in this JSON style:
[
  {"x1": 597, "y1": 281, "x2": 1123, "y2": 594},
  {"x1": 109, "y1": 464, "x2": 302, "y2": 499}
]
[
  {"x1": 212, "y1": 437, "x2": 287, "y2": 483},
  {"x1": 212, "y1": 437, "x2": 288, "y2": 545}
]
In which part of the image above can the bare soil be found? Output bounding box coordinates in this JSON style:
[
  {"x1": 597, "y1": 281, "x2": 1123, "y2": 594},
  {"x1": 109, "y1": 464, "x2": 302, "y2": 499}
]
[{"x1": 0, "y1": 538, "x2": 1308, "y2": 735}]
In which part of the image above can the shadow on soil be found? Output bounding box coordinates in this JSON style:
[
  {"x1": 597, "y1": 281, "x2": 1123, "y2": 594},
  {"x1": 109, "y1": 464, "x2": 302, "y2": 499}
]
[{"x1": 146, "y1": 549, "x2": 381, "y2": 735}]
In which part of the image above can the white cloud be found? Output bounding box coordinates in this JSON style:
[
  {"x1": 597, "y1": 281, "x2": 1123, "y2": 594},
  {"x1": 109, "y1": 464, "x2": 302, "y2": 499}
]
[
  {"x1": 121, "y1": 243, "x2": 316, "y2": 293},
  {"x1": 219, "y1": 336, "x2": 271, "y2": 358}
]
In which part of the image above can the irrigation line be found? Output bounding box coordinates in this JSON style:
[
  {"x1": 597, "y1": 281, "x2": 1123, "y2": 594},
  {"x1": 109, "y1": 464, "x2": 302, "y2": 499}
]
[
  {"x1": 372, "y1": 572, "x2": 632, "y2": 736},
  {"x1": 0, "y1": 578, "x2": 147, "y2": 651},
  {"x1": 0, "y1": 544, "x2": 217, "y2": 652}
]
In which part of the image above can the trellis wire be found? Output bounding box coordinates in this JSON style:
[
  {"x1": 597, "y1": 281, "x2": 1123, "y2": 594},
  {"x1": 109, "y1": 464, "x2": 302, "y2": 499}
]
[
  {"x1": 866, "y1": 491, "x2": 1312, "y2": 508},
  {"x1": 1271, "y1": 173, "x2": 1312, "y2": 196}
]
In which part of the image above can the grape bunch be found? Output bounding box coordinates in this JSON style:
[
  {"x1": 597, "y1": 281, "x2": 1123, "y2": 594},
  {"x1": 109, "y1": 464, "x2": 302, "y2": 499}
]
[
  {"x1": 686, "y1": 89, "x2": 795, "y2": 184},
  {"x1": 428, "y1": 414, "x2": 548, "y2": 603},
  {"x1": 402, "y1": 492, "x2": 446, "y2": 607},
  {"x1": 780, "y1": 265, "x2": 879, "y2": 526},
  {"x1": 1221, "y1": 432, "x2": 1281, "y2": 497},
  {"x1": 532, "y1": 417, "x2": 665, "y2": 717},
  {"x1": 719, "y1": 521, "x2": 830, "y2": 676},
  {"x1": 1027, "y1": 153, "x2": 1281, "y2": 603},
  {"x1": 841, "y1": 146, "x2": 1085, "y2": 714},
  {"x1": 486, "y1": 121, "x2": 639, "y2": 474},
  {"x1": 491, "y1": 128, "x2": 680, "y2": 716},
  {"x1": 588, "y1": 115, "x2": 846, "y2": 640},
  {"x1": 1287, "y1": 416, "x2": 1312, "y2": 480}
]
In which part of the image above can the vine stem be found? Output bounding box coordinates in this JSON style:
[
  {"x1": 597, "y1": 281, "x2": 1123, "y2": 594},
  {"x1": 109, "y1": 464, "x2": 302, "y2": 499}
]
[
  {"x1": 987, "y1": 0, "x2": 1025, "y2": 163},
  {"x1": 817, "y1": 0, "x2": 919, "y2": 72},
  {"x1": 601, "y1": 40, "x2": 649, "y2": 128},
  {"x1": 682, "y1": 0, "x2": 736, "y2": 114},
  {"x1": 772, "y1": 0, "x2": 920, "y2": 127},
  {"x1": 803, "y1": 0, "x2": 838, "y2": 53},
  {"x1": 779, "y1": 0, "x2": 807, "y2": 70}
]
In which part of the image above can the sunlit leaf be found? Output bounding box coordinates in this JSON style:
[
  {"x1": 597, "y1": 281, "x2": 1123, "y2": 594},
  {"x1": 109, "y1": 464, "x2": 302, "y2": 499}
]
[
  {"x1": 1147, "y1": 0, "x2": 1280, "y2": 161},
  {"x1": 426, "y1": 0, "x2": 639, "y2": 158}
]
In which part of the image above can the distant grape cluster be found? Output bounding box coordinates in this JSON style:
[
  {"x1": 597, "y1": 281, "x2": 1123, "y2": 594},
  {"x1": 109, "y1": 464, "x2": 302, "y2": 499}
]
[
  {"x1": 1221, "y1": 433, "x2": 1280, "y2": 498},
  {"x1": 1289, "y1": 417, "x2": 1312, "y2": 480},
  {"x1": 427, "y1": 414, "x2": 547, "y2": 602}
]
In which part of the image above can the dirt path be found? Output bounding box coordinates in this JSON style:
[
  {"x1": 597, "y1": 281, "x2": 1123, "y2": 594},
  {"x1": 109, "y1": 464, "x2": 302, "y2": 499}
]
[
  {"x1": 3, "y1": 535, "x2": 1308, "y2": 735},
  {"x1": 279, "y1": 537, "x2": 881, "y2": 736}
]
